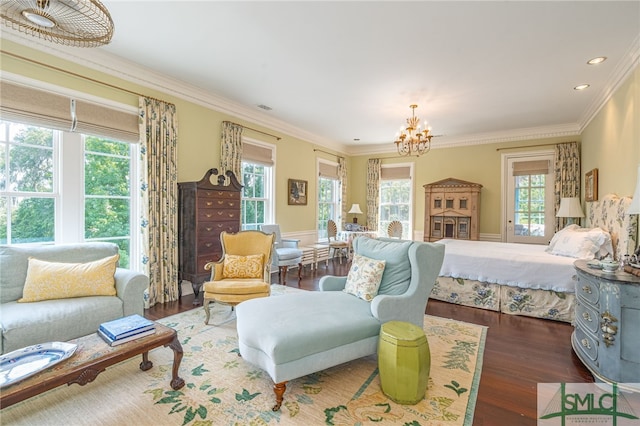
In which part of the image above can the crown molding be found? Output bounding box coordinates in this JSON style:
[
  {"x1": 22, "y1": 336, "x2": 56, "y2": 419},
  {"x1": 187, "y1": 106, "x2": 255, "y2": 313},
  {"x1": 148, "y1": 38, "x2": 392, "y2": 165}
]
[
  {"x1": 0, "y1": 30, "x2": 629, "y2": 158},
  {"x1": 577, "y1": 34, "x2": 640, "y2": 133},
  {"x1": 346, "y1": 123, "x2": 581, "y2": 157},
  {"x1": 1, "y1": 31, "x2": 346, "y2": 152}
]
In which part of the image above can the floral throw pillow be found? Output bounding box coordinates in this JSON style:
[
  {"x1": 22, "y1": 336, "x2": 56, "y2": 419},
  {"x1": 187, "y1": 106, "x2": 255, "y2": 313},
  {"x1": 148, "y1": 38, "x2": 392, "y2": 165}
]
[
  {"x1": 343, "y1": 254, "x2": 386, "y2": 302},
  {"x1": 222, "y1": 254, "x2": 264, "y2": 279}
]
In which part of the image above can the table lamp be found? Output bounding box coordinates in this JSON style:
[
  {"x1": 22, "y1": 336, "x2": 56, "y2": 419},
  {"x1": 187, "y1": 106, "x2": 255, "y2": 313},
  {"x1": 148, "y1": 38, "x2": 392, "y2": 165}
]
[
  {"x1": 556, "y1": 197, "x2": 585, "y2": 225},
  {"x1": 348, "y1": 203, "x2": 363, "y2": 223}
]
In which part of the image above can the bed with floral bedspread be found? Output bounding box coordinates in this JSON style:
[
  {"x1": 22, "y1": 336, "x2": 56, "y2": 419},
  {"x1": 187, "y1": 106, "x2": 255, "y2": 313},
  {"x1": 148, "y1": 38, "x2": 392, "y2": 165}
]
[{"x1": 430, "y1": 194, "x2": 637, "y2": 323}]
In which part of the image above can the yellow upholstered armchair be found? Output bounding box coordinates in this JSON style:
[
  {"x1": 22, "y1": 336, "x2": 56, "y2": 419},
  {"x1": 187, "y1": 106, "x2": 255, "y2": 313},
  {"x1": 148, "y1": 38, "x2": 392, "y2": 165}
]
[{"x1": 202, "y1": 230, "x2": 275, "y2": 325}]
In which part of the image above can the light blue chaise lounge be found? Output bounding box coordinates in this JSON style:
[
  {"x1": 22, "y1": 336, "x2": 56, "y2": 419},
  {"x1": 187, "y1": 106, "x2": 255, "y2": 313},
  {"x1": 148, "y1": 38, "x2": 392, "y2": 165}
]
[{"x1": 236, "y1": 236, "x2": 445, "y2": 411}]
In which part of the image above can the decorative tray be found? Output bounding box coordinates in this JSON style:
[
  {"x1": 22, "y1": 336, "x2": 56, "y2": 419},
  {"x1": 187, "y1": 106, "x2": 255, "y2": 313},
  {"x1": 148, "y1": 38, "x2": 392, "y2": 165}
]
[{"x1": 0, "y1": 342, "x2": 78, "y2": 388}]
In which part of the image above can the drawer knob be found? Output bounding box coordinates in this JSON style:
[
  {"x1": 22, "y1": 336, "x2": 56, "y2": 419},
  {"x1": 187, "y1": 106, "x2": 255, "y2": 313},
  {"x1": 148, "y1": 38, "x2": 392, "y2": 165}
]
[
  {"x1": 582, "y1": 285, "x2": 592, "y2": 294},
  {"x1": 205, "y1": 243, "x2": 212, "y2": 248},
  {"x1": 582, "y1": 311, "x2": 592, "y2": 322},
  {"x1": 581, "y1": 338, "x2": 591, "y2": 349},
  {"x1": 206, "y1": 201, "x2": 213, "y2": 206},
  {"x1": 205, "y1": 213, "x2": 212, "y2": 218},
  {"x1": 205, "y1": 227, "x2": 213, "y2": 232}
]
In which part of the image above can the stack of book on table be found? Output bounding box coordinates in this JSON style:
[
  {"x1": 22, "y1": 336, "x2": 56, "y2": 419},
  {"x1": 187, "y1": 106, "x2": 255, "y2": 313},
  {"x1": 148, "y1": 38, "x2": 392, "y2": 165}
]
[{"x1": 98, "y1": 314, "x2": 156, "y2": 346}]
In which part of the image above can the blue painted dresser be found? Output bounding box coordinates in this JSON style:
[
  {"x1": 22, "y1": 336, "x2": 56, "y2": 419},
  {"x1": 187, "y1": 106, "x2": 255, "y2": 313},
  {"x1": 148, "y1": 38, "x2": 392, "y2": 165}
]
[{"x1": 572, "y1": 260, "x2": 640, "y2": 391}]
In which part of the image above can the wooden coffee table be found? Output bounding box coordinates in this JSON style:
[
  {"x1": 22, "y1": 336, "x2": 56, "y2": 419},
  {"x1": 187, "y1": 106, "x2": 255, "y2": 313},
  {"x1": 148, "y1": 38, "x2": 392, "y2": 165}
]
[{"x1": 0, "y1": 321, "x2": 184, "y2": 409}]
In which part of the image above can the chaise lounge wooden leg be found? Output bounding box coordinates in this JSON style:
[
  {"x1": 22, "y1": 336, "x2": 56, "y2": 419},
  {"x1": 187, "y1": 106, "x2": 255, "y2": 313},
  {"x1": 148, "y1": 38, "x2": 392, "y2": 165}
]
[
  {"x1": 279, "y1": 266, "x2": 288, "y2": 284},
  {"x1": 272, "y1": 381, "x2": 287, "y2": 411}
]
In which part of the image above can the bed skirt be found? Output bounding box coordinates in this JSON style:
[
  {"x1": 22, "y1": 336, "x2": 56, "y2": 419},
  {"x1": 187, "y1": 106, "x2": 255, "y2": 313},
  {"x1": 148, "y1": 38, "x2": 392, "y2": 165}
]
[{"x1": 431, "y1": 276, "x2": 575, "y2": 323}]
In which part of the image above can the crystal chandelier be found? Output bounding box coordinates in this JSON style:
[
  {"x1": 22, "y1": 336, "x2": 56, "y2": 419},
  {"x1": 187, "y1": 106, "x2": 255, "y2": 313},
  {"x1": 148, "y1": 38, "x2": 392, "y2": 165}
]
[{"x1": 394, "y1": 104, "x2": 433, "y2": 157}]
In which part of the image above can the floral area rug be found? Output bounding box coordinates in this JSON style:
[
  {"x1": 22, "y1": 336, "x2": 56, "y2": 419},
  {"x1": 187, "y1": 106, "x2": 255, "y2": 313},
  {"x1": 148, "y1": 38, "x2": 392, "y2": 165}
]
[{"x1": 2, "y1": 285, "x2": 487, "y2": 425}]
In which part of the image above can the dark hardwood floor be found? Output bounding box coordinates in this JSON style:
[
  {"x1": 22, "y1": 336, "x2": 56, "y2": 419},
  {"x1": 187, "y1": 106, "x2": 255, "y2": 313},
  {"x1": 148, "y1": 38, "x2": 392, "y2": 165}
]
[{"x1": 145, "y1": 260, "x2": 593, "y2": 425}]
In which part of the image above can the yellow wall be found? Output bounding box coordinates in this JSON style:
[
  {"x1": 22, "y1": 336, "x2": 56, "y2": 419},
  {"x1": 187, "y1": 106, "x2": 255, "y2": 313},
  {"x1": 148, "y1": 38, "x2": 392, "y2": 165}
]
[
  {"x1": 581, "y1": 66, "x2": 639, "y2": 199},
  {"x1": 1, "y1": 39, "x2": 637, "y2": 238},
  {"x1": 351, "y1": 136, "x2": 579, "y2": 237},
  {"x1": 0, "y1": 39, "x2": 344, "y2": 234}
]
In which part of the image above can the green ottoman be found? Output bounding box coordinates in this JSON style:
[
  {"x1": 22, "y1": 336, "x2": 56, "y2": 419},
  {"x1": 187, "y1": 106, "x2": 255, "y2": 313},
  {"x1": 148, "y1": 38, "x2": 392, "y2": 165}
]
[{"x1": 378, "y1": 320, "x2": 430, "y2": 404}]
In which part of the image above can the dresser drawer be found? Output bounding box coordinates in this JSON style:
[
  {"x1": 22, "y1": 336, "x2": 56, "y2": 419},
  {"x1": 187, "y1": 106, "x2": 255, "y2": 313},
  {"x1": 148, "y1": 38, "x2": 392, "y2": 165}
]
[
  {"x1": 199, "y1": 190, "x2": 241, "y2": 200},
  {"x1": 573, "y1": 327, "x2": 598, "y2": 362},
  {"x1": 197, "y1": 253, "x2": 222, "y2": 274},
  {"x1": 197, "y1": 221, "x2": 238, "y2": 237},
  {"x1": 197, "y1": 197, "x2": 240, "y2": 210},
  {"x1": 576, "y1": 274, "x2": 600, "y2": 306},
  {"x1": 575, "y1": 301, "x2": 599, "y2": 334},
  {"x1": 197, "y1": 238, "x2": 220, "y2": 254},
  {"x1": 198, "y1": 208, "x2": 240, "y2": 222}
]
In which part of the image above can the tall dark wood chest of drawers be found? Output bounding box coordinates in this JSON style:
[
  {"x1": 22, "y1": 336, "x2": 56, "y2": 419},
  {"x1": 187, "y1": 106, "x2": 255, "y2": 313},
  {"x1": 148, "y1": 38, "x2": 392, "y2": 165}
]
[{"x1": 178, "y1": 169, "x2": 242, "y2": 297}]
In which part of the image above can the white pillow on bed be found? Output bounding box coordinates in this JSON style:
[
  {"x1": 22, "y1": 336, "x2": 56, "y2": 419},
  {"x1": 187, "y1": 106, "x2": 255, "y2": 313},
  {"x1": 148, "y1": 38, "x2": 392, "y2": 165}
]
[{"x1": 546, "y1": 225, "x2": 613, "y2": 260}]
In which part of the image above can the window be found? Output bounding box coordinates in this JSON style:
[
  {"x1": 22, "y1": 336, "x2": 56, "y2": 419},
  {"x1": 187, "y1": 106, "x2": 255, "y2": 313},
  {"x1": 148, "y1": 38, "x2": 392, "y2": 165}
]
[
  {"x1": 317, "y1": 161, "x2": 341, "y2": 240},
  {"x1": 513, "y1": 174, "x2": 546, "y2": 237},
  {"x1": 505, "y1": 154, "x2": 554, "y2": 244},
  {"x1": 241, "y1": 141, "x2": 274, "y2": 231},
  {"x1": 0, "y1": 120, "x2": 138, "y2": 268},
  {"x1": 378, "y1": 165, "x2": 412, "y2": 239}
]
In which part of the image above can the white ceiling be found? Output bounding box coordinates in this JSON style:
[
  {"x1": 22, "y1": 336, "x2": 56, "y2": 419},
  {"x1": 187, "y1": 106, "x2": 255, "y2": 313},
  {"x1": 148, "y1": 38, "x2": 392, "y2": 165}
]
[{"x1": 4, "y1": 1, "x2": 640, "y2": 155}]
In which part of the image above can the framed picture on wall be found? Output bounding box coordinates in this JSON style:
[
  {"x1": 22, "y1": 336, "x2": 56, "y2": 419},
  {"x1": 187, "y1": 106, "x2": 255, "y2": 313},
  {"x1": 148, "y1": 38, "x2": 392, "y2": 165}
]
[
  {"x1": 288, "y1": 179, "x2": 308, "y2": 205},
  {"x1": 585, "y1": 169, "x2": 598, "y2": 202}
]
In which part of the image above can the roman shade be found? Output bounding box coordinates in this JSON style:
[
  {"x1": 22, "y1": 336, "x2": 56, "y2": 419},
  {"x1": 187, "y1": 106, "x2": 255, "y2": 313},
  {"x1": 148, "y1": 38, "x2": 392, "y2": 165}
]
[
  {"x1": 0, "y1": 81, "x2": 139, "y2": 143},
  {"x1": 512, "y1": 160, "x2": 550, "y2": 176},
  {"x1": 319, "y1": 162, "x2": 339, "y2": 179},
  {"x1": 243, "y1": 142, "x2": 274, "y2": 166},
  {"x1": 381, "y1": 165, "x2": 411, "y2": 180}
]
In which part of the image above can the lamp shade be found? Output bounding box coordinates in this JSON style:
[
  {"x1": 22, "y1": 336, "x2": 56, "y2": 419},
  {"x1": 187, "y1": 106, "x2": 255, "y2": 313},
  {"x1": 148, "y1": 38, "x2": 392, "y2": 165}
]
[
  {"x1": 627, "y1": 164, "x2": 640, "y2": 215},
  {"x1": 348, "y1": 204, "x2": 363, "y2": 214},
  {"x1": 556, "y1": 197, "x2": 585, "y2": 218}
]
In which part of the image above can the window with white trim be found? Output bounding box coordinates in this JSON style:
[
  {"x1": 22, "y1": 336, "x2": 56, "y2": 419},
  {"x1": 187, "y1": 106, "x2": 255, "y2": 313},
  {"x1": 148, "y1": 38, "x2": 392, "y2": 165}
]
[
  {"x1": 0, "y1": 80, "x2": 140, "y2": 269},
  {"x1": 378, "y1": 164, "x2": 413, "y2": 239},
  {"x1": 241, "y1": 140, "x2": 274, "y2": 230},
  {"x1": 0, "y1": 121, "x2": 138, "y2": 268},
  {"x1": 317, "y1": 160, "x2": 341, "y2": 240}
]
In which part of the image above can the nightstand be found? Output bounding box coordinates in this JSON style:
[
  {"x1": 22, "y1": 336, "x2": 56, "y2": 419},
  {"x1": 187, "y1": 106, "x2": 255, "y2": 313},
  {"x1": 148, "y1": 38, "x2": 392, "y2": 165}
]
[{"x1": 572, "y1": 260, "x2": 640, "y2": 390}]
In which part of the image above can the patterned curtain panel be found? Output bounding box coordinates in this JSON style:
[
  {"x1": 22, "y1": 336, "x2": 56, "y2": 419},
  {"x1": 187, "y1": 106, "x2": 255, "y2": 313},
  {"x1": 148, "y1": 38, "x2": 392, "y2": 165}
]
[
  {"x1": 338, "y1": 157, "x2": 348, "y2": 228},
  {"x1": 139, "y1": 97, "x2": 179, "y2": 307},
  {"x1": 554, "y1": 141, "x2": 581, "y2": 230},
  {"x1": 366, "y1": 158, "x2": 381, "y2": 231},
  {"x1": 220, "y1": 121, "x2": 243, "y2": 182}
]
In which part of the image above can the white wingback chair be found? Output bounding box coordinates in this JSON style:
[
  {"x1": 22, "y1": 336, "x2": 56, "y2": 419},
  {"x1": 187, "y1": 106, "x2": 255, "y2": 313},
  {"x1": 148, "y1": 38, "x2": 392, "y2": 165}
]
[{"x1": 260, "y1": 224, "x2": 303, "y2": 284}]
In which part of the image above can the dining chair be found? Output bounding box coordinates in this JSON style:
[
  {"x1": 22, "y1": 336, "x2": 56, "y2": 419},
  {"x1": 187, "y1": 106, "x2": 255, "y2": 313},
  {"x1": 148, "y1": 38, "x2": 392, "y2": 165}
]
[
  {"x1": 327, "y1": 219, "x2": 349, "y2": 263},
  {"x1": 387, "y1": 220, "x2": 403, "y2": 238}
]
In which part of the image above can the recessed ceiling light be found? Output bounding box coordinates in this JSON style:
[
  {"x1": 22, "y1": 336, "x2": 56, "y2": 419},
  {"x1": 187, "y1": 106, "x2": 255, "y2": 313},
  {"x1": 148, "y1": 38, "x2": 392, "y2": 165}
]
[
  {"x1": 257, "y1": 104, "x2": 272, "y2": 111},
  {"x1": 574, "y1": 84, "x2": 590, "y2": 91},
  {"x1": 353, "y1": 138, "x2": 360, "y2": 142},
  {"x1": 587, "y1": 57, "x2": 607, "y2": 65}
]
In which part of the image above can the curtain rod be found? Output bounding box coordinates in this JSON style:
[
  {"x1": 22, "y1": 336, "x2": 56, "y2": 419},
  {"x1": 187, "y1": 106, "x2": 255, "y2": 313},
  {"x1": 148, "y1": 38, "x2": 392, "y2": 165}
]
[
  {"x1": 313, "y1": 148, "x2": 344, "y2": 160},
  {"x1": 0, "y1": 50, "x2": 170, "y2": 103},
  {"x1": 496, "y1": 142, "x2": 559, "y2": 151},
  {"x1": 226, "y1": 121, "x2": 281, "y2": 140}
]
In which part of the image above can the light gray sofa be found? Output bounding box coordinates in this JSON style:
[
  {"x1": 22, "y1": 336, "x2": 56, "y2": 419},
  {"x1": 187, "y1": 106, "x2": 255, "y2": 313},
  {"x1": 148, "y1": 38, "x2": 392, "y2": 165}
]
[
  {"x1": 0, "y1": 242, "x2": 148, "y2": 354},
  {"x1": 236, "y1": 236, "x2": 445, "y2": 410}
]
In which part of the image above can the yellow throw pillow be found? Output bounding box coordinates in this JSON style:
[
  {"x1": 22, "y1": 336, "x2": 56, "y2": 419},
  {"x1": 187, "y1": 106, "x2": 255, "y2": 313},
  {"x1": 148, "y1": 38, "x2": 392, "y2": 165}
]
[
  {"x1": 222, "y1": 254, "x2": 264, "y2": 279},
  {"x1": 18, "y1": 254, "x2": 119, "y2": 303}
]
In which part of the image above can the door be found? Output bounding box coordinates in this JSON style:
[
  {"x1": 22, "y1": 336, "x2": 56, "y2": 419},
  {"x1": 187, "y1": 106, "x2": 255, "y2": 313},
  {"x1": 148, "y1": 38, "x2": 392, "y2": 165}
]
[{"x1": 504, "y1": 153, "x2": 555, "y2": 244}]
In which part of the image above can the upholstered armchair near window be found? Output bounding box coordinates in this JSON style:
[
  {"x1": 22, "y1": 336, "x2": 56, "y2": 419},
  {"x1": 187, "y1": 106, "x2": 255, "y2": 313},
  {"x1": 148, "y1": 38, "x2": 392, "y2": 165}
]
[
  {"x1": 260, "y1": 224, "x2": 303, "y2": 284},
  {"x1": 202, "y1": 230, "x2": 275, "y2": 325}
]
